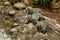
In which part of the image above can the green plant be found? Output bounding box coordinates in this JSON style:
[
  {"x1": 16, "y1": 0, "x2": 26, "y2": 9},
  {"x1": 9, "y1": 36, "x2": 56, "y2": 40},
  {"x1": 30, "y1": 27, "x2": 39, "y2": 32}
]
[
  {"x1": 30, "y1": 0, "x2": 53, "y2": 8},
  {"x1": 30, "y1": 0, "x2": 39, "y2": 4},
  {"x1": 39, "y1": 0, "x2": 51, "y2": 7}
]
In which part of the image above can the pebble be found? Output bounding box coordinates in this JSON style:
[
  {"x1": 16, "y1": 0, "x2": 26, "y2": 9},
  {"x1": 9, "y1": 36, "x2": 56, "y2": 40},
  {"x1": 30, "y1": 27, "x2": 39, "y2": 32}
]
[
  {"x1": 13, "y1": 2, "x2": 26, "y2": 9},
  {"x1": 8, "y1": 10, "x2": 16, "y2": 16},
  {"x1": 28, "y1": 23, "x2": 34, "y2": 30},
  {"x1": 10, "y1": 28, "x2": 17, "y2": 32},
  {"x1": 40, "y1": 39, "x2": 44, "y2": 40},
  {"x1": 4, "y1": 1, "x2": 10, "y2": 6},
  {"x1": 13, "y1": 23, "x2": 19, "y2": 26},
  {"x1": 34, "y1": 32, "x2": 43, "y2": 38},
  {"x1": 26, "y1": 6, "x2": 33, "y2": 10}
]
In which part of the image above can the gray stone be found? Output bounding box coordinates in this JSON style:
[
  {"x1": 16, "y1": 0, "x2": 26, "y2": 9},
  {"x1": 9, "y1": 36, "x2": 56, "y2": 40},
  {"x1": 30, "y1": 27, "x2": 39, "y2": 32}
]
[
  {"x1": 10, "y1": 28, "x2": 17, "y2": 32},
  {"x1": 0, "y1": 29, "x2": 11, "y2": 40},
  {"x1": 13, "y1": 2, "x2": 26, "y2": 9},
  {"x1": 37, "y1": 20, "x2": 48, "y2": 29},
  {"x1": 32, "y1": 8, "x2": 45, "y2": 16},
  {"x1": 29, "y1": 13, "x2": 44, "y2": 21},
  {"x1": 15, "y1": 10, "x2": 28, "y2": 23},
  {"x1": 36, "y1": 20, "x2": 53, "y2": 34}
]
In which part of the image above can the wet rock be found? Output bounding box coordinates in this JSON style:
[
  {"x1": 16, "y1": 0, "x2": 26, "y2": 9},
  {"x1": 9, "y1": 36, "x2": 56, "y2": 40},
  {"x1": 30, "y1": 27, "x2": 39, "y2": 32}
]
[
  {"x1": 4, "y1": 1, "x2": 10, "y2": 6},
  {"x1": 13, "y1": 2, "x2": 26, "y2": 10}
]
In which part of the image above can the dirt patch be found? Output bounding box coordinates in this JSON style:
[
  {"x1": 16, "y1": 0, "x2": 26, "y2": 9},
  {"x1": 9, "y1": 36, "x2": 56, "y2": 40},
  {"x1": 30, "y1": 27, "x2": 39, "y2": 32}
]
[{"x1": 43, "y1": 8, "x2": 60, "y2": 24}]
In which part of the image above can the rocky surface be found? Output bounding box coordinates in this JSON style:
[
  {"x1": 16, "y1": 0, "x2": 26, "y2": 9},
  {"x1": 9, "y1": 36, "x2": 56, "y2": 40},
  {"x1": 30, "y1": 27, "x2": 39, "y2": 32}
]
[
  {"x1": 0, "y1": 29, "x2": 11, "y2": 40},
  {"x1": 13, "y1": 2, "x2": 26, "y2": 9},
  {"x1": 0, "y1": 1, "x2": 60, "y2": 40}
]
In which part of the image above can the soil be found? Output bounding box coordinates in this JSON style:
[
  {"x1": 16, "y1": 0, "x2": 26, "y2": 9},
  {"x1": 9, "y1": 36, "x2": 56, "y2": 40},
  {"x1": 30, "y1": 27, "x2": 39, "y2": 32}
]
[
  {"x1": 41, "y1": 0, "x2": 60, "y2": 24},
  {"x1": 43, "y1": 8, "x2": 60, "y2": 24}
]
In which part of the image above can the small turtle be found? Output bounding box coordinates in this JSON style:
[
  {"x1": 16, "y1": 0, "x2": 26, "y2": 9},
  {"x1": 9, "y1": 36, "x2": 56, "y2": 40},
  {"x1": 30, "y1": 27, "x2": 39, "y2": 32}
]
[
  {"x1": 29, "y1": 13, "x2": 44, "y2": 21},
  {"x1": 26, "y1": 13, "x2": 45, "y2": 25}
]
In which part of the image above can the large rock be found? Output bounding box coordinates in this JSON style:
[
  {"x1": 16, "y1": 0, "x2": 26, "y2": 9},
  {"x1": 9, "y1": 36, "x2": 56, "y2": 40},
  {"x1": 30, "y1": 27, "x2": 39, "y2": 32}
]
[{"x1": 13, "y1": 2, "x2": 26, "y2": 9}]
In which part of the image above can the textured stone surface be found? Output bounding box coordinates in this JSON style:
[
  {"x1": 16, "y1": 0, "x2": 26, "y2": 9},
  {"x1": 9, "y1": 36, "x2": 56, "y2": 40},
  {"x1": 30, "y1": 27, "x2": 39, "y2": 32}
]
[
  {"x1": 13, "y1": 2, "x2": 26, "y2": 9},
  {"x1": 0, "y1": 2, "x2": 60, "y2": 40},
  {"x1": 0, "y1": 29, "x2": 11, "y2": 40}
]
